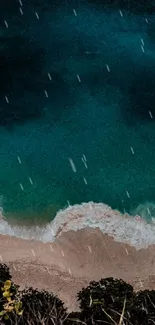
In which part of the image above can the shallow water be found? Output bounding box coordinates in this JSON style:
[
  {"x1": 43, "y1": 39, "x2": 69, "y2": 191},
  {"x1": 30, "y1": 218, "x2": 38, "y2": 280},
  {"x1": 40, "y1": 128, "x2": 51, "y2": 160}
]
[{"x1": 1, "y1": 0, "x2": 155, "y2": 226}]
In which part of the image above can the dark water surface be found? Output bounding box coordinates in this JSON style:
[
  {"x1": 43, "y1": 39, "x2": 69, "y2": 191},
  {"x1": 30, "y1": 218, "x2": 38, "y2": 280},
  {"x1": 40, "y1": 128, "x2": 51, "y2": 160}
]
[{"x1": 0, "y1": 0, "x2": 155, "y2": 224}]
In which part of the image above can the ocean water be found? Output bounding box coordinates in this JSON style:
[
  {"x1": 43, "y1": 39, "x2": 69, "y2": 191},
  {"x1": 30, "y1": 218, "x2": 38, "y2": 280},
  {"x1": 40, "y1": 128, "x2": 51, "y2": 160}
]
[{"x1": 1, "y1": 0, "x2": 155, "y2": 233}]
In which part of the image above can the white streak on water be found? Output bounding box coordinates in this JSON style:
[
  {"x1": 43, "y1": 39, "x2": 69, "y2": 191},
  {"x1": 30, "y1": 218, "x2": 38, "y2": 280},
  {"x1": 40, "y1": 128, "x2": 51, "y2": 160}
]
[
  {"x1": 35, "y1": 12, "x2": 39, "y2": 19},
  {"x1": 141, "y1": 45, "x2": 145, "y2": 53},
  {"x1": 83, "y1": 154, "x2": 87, "y2": 162},
  {"x1": 126, "y1": 191, "x2": 130, "y2": 198},
  {"x1": 73, "y1": 9, "x2": 77, "y2": 16},
  {"x1": 4, "y1": 20, "x2": 8, "y2": 28},
  {"x1": 141, "y1": 38, "x2": 144, "y2": 46},
  {"x1": 19, "y1": 7, "x2": 23, "y2": 15},
  {"x1": 5, "y1": 96, "x2": 9, "y2": 103},
  {"x1": 149, "y1": 111, "x2": 153, "y2": 119},
  {"x1": 17, "y1": 156, "x2": 22, "y2": 164},
  {"x1": 82, "y1": 155, "x2": 88, "y2": 169},
  {"x1": 77, "y1": 74, "x2": 81, "y2": 82},
  {"x1": 44, "y1": 90, "x2": 49, "y2": 98},
  {"x1": 68, "y1": 158, "x2": 76, "y2": 172},
  {"x1": 106, "y1": 64, "x2": 110, "y2": 72},
  {"x1": 29, "y1": 177, "x2": 33, "y2": 185},
  {"x1": 83, "y1": 177, "x2": 87, "y2": 185},
  {"x1": 119, "y1": 10, "x2": 123, "y2": 17},
  {"x1": 20, "y1": 183, "x2": 24, "y2": 191},
  {"x1": 147, "y1": 208, "x2": 151, "y2": 215},
  {"x1": 130, "y1": 147, "x2": 135, "y2": 155},
  {"x1": 48, "y1": 73, "x2": 52, "y2": 80}
]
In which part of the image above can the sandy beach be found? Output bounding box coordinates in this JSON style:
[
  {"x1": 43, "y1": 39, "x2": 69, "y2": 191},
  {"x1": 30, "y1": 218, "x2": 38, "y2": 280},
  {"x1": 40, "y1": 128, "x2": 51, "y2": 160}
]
[{"x1": 1, "y1": 226, "x2": 155, "y2": 312}]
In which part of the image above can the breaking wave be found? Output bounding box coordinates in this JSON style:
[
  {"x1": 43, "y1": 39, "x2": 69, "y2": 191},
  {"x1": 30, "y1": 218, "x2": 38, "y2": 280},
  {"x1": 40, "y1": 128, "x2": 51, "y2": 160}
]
[
  {"x1": 1, "y1": 201, "x2": 155, "y2": 249},
  {"x1": 131, "y1": 201, "x2": 155, "y2": 222}
]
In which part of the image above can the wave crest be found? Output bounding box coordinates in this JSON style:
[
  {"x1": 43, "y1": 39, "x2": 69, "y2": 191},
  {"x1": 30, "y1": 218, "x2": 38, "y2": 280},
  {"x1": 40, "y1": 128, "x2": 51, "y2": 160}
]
[
  {"x1": 0, "y1": 201, "x2": 155, "y2": 249},
  {"x1": 131, "y1": 201, "x2": 155, "y2": 222}
]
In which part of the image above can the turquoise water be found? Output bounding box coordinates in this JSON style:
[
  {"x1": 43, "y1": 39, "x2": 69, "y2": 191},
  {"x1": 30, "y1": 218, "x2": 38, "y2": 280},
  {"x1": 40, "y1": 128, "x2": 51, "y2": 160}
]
[{"x1": 1, "y1": 1, "x2": 155, "y2": 225}]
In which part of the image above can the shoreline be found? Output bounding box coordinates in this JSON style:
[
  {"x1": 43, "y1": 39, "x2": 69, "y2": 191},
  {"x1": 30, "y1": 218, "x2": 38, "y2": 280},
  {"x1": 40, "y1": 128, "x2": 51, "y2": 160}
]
[
  {"x1": 1, "y1": 227, "x2": 155, "y2": 312},
  {"x1": 1, "y1": 202, "x2": 155, "y2": 311},
  {"x1": 0, "y1": 202, "x2": 155, "y2": 249}
]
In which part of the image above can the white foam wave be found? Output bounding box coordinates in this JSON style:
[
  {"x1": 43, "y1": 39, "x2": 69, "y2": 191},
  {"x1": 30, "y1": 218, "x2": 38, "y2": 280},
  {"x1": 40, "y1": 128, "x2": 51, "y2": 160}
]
[
  {"x1": 131, "y1": 201, "x2": 155, "y2": 222},
  {"x1": 0, "y1": 202, "x2": 155, "y2": 249}
]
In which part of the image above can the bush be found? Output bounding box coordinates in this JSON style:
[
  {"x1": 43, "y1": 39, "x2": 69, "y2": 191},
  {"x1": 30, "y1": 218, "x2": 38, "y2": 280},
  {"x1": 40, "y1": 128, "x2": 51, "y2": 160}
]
[
  {"x1": 64, "y1": 311, "x2": 83, "y2": 325},
  {"x1": 2, "y1": 263, "x2": 155, "y2": 325},
  {"x1": 0, "y1": 264, "x2": 12, "y2": 284},
  {"x1": 0, "y1": 280, "x2": 23, "y2": 321},
  {"x1": 77, "y1": 277, "x2": 134, "y2": 324},
  {"x1": 129, "y1": 289, "x2": 155, "y2": 325},
  {"x1": 0, "y1": 265, "x2": 22, "y2": 324},
  {"x1": 18, "y1": 287, "x2": 68, "y2": 325}
]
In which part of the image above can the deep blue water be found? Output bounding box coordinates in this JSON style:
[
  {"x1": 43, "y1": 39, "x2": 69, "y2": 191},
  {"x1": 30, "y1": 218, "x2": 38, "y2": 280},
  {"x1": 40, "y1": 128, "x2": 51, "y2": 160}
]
[{"x1": 1, "y1": 0, "x2": 155, "y2": 224}]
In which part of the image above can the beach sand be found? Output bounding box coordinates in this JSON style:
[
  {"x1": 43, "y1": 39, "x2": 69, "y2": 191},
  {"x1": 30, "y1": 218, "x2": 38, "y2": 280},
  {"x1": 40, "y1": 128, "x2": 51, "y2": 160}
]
[{"x1": 1, "y1": 227, "x2": 155, "y2": 312}]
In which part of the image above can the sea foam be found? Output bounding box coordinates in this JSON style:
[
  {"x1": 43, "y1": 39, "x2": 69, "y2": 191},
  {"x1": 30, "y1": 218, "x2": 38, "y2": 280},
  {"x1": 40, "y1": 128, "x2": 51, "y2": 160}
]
[{"x1": 0, "y1": 202, "x2": 155, "y2": 249}]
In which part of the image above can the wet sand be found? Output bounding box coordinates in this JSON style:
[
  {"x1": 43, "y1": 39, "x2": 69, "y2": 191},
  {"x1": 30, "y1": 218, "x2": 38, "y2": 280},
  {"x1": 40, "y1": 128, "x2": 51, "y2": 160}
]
[{"x1": 1, "y1": 227, "x2": 155, "y2": 312}]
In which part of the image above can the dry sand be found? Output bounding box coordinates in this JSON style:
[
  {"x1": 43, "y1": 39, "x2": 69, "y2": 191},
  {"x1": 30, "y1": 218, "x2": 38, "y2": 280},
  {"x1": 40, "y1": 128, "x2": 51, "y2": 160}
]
[{"x1": 1, "y1": 227, "x2": 155, "y2": 312}]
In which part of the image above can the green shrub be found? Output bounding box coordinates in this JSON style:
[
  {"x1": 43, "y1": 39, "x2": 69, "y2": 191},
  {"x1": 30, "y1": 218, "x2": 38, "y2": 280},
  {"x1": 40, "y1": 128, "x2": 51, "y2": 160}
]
[
  {"x1": 0, "y1": 280, "x2": 23, "y2": 321},
  {"x1": 129, "y1": 289, "x2": 155, "y2": 325},
  {"x1": 77, "y1": 277, "x2": 134, "y2": 324},
  {"x1": 1, "y1": 263, "x2": 155, "y2": 325},
  {"x1": 0, "y1": 264, "x2": 12, "y2": 284},
  {"x1": 18, "y1": 287, "x2": 68, "y2": 325},
  {"x1": 0, "y1": 265, "x2": 22, "y2": 324},
  {"x1": 64, "y1": 311, "x2": 83, "y2": 325}
]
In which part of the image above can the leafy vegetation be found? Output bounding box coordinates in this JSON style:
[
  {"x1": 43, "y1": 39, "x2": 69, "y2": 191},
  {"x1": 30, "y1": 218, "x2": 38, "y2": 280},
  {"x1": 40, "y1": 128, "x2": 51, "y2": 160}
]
[
  {"x1": 76, "y1": 277, "x2": 134, "y2": 324},
  {"x1": 0, "y1": 264, "x2": 12, "y2": 283},
  {"x1": 18, "y1": 287, "x2": 67, "y2": 325},
  {"x1": 1, "y1": 263, "x2": 155, "y2": 324},
  {"x1": 0, "y1": 264, "x2": 21, "y2": 321},
  {"x1": 0, "y1": 280, "x2": 23, "y2": 320}
]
